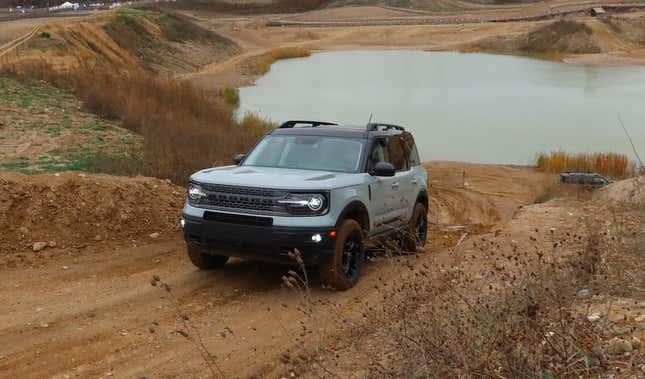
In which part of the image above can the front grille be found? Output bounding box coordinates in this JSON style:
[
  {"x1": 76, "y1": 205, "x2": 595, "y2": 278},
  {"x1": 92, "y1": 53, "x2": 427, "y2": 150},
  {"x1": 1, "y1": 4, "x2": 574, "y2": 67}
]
[
  {"x1": 198, "y1": 184, "x2": 288, "y2": 213},
  {"x1": 204, "y1": 211, "x2": 273, "y2": 226},
  {"x1": 202, "y1": 184, "x2": 280, "y2": 197}
]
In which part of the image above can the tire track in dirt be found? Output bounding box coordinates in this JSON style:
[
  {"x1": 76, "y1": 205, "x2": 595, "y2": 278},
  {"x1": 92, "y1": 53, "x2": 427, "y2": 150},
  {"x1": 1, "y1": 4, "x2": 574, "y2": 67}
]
[{"x1": 0, "y1": 25, "x2": 40, "y2": 61}]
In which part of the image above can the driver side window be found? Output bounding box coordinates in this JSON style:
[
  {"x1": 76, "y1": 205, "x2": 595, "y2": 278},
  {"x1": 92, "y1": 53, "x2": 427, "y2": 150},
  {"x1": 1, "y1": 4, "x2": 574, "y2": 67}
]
[{"x1": 368, "y1": 139, "x2": 390, "y2": 173}]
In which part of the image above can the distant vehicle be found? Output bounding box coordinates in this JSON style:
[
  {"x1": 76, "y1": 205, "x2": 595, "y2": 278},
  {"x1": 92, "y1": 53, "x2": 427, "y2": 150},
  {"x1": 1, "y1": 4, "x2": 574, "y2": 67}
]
[
  {"x1": 560, "y1": 172, "x2": 613, "y2": 188},
  {"x1": 181, "y1": 120, "x2": 429, "y2": 290},
  {"x1": 591, "y1": 7, "x2": 607, "y2": 17}
]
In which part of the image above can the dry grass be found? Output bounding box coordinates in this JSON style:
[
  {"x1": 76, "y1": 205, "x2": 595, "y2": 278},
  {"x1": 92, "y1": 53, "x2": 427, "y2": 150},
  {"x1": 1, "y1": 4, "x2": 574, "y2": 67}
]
[
  {"x1": 1, "y1": 61, "x2": 273, "y2": 183},
  {"x1": 219, "y1": 87, "x2": 240, "y2": 108},
  {"x1": 255, "y1": 47, "x2": 311, "y2": 75},
  {"x1": 283, "y1": 209, "x2": 644, "y2": 378},
  {"x1": 536, "y1": 151, "x2": 635, "y2": 179}
]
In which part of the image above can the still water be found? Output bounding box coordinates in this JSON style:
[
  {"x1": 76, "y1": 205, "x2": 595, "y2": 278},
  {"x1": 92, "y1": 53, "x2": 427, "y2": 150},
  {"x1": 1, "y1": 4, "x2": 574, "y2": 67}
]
[{"x1": 238, "y1": 51, "x2": 645, "y2": 164}]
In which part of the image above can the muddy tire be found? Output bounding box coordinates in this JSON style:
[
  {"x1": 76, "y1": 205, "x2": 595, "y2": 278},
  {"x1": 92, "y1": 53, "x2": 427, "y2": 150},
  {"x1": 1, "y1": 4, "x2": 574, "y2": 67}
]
[
  {"x1": 186, "y1": 243, "x2": 229, "y2": 269},
  {"x1": 318, "y1": 219, "x2": 365, "y2": 290},
  {"x1": 402, "y1": 203, "x2": 428, "y2": 252}
]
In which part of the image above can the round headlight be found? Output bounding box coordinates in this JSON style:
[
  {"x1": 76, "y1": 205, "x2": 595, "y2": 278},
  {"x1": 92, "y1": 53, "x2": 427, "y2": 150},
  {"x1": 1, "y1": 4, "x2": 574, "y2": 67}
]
[
  {"x1": 307, "y1": 195, "x2": 324, "y2": 211},
  {"x1": 187, "y1": 184, "x2": 205, "y2": 200}
]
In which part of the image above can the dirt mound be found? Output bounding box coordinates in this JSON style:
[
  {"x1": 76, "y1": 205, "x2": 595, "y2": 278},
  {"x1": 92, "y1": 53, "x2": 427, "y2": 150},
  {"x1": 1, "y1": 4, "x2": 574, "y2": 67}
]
[
  {"x1": 0, "y1": 171, "x2": 184, "y2": 258},
  {"x1": 595, "y1": 176, "x2": 645, "y2": 204},
  {"x1": 521, "y1": 20, "x2": 601, "y2": 54},
  {"x1": 464, "y1": 19, "x2": 602, "y2": 57}
]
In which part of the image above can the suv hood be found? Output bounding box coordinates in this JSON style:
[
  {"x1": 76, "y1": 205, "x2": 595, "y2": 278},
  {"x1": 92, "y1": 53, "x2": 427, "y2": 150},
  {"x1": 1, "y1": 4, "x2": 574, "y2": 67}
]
[{"x1": 190, "y1": 165, "x2": 365, "y2": 190}]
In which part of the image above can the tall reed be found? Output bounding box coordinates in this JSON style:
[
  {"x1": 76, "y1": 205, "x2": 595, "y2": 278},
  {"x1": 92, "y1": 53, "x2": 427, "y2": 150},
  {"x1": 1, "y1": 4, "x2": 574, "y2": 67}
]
[{"x1": 536, "y1": 150, "x2": 635, "y2": 179}]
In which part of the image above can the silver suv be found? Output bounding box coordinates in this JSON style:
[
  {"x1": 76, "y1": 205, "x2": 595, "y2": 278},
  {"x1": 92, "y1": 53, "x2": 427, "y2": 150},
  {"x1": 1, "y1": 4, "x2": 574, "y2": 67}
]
[{"x1": 181, "y1": 121, "x2": 429, "y2": 289}]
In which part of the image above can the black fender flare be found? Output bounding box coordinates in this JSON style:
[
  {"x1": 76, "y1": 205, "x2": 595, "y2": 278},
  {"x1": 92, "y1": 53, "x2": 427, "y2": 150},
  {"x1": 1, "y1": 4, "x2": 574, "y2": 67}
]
[
  {"x1": 335, "y1": 200, "x2": 370, "y2": 233},
  {"x1": 416, "y1": 190, "x2": 429, "y2": 210}
]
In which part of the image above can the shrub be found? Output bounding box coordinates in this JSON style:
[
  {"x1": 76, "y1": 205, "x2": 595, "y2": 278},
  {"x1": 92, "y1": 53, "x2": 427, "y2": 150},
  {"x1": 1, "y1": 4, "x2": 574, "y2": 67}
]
[{"x1": 38, "y1": 31, "x2": 51, "y2": 39}]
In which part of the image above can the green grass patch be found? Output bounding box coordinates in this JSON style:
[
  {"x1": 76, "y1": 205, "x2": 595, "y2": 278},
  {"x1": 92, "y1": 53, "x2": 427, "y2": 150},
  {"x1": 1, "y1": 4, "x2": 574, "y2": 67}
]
[
  {"x1": 38, "y1": 31, "x2": 51, "y2": 39},
  {"x1": 0, "y1": 160, "x2": 30, "y2": 171},
  {"x1": 44, "y1": 126, "x2": 60, "y2": 137},
  {"x1": 82, "y1": 121, "x2": 108, "y2": 132}
]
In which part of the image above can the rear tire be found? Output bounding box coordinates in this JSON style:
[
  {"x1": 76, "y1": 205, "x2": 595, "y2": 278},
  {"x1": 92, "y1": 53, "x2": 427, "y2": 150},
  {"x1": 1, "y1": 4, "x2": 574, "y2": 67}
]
[
  {"x1": 318, "y1": 219, "x2": 365, "y2": 290},
  {"x1": 187, "y1": 243, "x2": 229, "y2": 269},
  {"x1": 402, "y1": 203, "x2": 428, "y2": 252}
]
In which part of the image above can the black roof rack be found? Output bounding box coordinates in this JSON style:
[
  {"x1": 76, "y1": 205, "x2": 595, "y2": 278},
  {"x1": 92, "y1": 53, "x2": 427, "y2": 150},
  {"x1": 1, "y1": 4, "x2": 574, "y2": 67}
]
[
  {"x1": 279, "y1": 120, "x2": 338, "y2": 128},
  {"x1": 367, "y1": 122, "x2": 405, "y2": 132}
]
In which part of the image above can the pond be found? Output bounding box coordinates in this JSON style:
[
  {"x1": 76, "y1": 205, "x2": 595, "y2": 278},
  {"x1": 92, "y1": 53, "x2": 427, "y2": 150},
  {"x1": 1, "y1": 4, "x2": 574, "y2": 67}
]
[{"x1": 238, "y1": 51, "x2": 645, "y2": 165}]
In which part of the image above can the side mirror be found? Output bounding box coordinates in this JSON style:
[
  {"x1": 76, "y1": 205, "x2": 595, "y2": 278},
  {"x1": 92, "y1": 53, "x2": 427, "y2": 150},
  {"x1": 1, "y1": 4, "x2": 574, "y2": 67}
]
[
  {"x1": 372, "y1": 162, "x2": 395, "y2": 177},
  {"x1": 233, "y1": 154, "x2": 246, "y2": 165}
]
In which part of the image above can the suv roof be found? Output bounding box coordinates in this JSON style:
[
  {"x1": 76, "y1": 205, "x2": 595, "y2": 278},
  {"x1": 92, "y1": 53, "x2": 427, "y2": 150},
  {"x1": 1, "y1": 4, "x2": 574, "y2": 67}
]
[{"x1": 271, "y1": 120, "x2": 407, "y2": 139}]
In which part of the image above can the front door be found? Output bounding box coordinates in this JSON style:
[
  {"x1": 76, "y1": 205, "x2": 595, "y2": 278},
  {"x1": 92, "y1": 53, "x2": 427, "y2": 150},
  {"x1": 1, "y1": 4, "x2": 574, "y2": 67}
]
[{"x1": 367, "y1": 138, "x2": 405, "y2": 234}]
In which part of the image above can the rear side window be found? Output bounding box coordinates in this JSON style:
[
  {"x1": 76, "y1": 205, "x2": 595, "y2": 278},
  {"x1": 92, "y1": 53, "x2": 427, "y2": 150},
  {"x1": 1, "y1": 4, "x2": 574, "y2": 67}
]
[
  {"x1": 401, "y1": 132, "x2": 420, "y2": 166},
  {"x1": 408, "y1": 144, "x2": 420, "y2": 166},
  {"x1": 388, "y1": 137, "x2": 408, "y2": 171}
]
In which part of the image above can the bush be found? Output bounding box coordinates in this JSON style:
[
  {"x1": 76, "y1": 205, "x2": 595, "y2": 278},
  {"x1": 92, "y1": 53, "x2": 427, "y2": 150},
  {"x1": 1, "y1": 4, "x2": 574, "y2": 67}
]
[{"x1": 38, "y1": 31, "x2": 51, "y2": 39}]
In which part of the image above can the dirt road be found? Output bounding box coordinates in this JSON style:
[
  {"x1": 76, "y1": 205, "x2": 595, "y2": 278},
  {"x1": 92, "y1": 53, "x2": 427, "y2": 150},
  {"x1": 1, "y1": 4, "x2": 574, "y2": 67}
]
[{"x1": 0, "y1": 162, "x2": 551, "y2": 378}]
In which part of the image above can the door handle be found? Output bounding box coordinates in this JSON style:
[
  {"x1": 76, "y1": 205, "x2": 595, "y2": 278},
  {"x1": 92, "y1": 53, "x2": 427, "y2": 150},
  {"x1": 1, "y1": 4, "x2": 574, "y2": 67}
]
[
  {"x1": 411, "y1": 179, "x2": 418, "y2": 184},
  {"x1": 391, "y1": 182, "x2": 400, "y2": 189}
]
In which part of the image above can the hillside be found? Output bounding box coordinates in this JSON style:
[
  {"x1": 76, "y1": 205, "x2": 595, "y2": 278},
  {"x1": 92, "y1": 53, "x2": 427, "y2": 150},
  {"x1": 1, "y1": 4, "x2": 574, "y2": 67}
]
[{"x1": 2, "y1": 7, "x2": 239, "y2": 74}]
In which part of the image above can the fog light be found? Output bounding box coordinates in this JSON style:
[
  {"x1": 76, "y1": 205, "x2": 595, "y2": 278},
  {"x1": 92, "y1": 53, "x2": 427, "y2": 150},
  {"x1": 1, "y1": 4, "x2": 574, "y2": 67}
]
[
  {"x1": 180, "y1": 218, "x2": 185, "y2": 229},
  {"x1": 311, "y1": 233, "x2": 322, "y2": 243}
]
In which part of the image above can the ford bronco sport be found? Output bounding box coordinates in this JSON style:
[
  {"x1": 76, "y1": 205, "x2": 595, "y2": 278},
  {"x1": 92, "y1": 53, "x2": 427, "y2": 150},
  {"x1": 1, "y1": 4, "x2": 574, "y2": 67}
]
[{"x1": 181, "y1": 120, "x2": 429, "y2": 290}]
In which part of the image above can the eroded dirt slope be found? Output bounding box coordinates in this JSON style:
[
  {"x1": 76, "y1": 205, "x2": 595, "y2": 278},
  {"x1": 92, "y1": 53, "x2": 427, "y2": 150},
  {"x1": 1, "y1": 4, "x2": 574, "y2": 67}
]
[{"x1": 2, "y1": 8, "x2": 240, "y2": 75}]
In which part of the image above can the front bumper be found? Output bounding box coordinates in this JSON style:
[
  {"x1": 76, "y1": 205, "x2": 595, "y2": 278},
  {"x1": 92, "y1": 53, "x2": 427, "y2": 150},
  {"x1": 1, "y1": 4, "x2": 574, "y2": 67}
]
[{"x1": 182, "y1": 212, "x2": 336, "y2": 265}]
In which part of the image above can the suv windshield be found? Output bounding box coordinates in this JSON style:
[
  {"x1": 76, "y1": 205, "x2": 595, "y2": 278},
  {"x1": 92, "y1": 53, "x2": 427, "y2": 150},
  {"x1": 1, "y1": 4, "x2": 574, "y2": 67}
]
[{"x1": 243, "y1": 135, "x2": 364, "y2": 173}]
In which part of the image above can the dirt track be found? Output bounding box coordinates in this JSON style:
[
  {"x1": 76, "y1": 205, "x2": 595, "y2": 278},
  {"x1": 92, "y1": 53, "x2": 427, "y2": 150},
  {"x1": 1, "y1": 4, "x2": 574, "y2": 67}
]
[{"x1": 0, "y1": 162, "x2": 551, "y2": 378}]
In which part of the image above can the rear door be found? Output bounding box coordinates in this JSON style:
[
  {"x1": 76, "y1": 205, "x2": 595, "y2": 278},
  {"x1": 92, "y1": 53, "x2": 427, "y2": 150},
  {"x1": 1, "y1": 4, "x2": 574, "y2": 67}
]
[
  {"x1": 402, "y1": 132, "x2": 427, "y2": 220},
  {"x1": 387, "y1": 135, "x2": 413, "y2": 225}
]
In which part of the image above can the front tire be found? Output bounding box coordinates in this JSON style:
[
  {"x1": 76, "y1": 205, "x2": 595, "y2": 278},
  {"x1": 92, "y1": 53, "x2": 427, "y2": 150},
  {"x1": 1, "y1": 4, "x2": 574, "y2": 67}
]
[
  {"x1": 402, "y1": 203, "x2": 428, "y2": 252},
  {"x1": 187, "y1": 243, "x2": 229, "y2": 269},
  {"x1": 318, "y1": 219, "x2": 365, "y2": 290}
]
